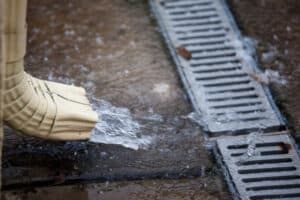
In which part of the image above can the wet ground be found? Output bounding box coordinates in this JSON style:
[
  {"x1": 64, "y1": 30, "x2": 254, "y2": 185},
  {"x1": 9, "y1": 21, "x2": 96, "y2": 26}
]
[
  {"x1": 2, "y1": 0, "x2": 231, "y2": 199},
  {"x1": 3, "y1": 0, "x2": 300, "y2": 199},
  {"x1": 2, "y1": 177, "x2": 229, "y2": 200},
  {"x1": 228, "y1": 0, "x2": 300, "y2": 139}
]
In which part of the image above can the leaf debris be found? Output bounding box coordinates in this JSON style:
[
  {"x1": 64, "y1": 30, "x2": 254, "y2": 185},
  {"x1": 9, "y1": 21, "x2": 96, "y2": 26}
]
[{"x1": 176, "y1": 46, "x2": 192, "y2": 60}]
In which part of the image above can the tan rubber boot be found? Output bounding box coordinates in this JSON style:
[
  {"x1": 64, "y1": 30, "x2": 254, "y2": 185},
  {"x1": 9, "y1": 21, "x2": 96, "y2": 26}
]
[{"x1": 2, "y1": 0, "x2": 98, "y2": 141}]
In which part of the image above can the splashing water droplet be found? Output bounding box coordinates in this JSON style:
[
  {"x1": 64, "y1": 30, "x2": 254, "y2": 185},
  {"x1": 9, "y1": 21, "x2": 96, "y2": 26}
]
[
  {"x1": 246, "y1": 131, "x2": 260, "y2": 157},
  {"x1": 89, "y1": 99, "x2": 152, "y2": 150},
  {"x1": 237, "y1": 131, "x2": 263, "y2": 164}
]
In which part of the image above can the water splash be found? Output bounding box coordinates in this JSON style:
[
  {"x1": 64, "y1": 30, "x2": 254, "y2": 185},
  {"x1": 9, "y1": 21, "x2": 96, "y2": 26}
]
[
  {"x1": 246, "y1": 131, "x2": 261, "y2": 157},
  {"x1": 237, "y1": 131, "x2": 263, "y2": 164},
  {"x1": 183, "y1": 112, "x2": 206, "y2": 126},
  {"x1": 89, "y1": 99, "x2": 152, "y2": 150}
]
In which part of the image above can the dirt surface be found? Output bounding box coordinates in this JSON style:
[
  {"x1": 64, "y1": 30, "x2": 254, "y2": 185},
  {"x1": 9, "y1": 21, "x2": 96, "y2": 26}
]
[
  {"x1": 227, "y1": 0, "x2": 300, "y2": 139},
  {"x1": 1, "y1": 0, "x2": 231, "y2": 199}
]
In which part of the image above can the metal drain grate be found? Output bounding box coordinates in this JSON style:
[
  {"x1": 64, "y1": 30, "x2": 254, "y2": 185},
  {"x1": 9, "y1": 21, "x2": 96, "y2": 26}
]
[
  {"x1": 215, "y1": 134, "x2": 300, "y2": 200},
  {"x1": 150, "y1": 0, "x2": 284, "y2": 134}
]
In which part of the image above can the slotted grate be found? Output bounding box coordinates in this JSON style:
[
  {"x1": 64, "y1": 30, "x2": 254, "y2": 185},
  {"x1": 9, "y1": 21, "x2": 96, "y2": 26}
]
[
  {"x1": 150, "y1": 0, "x2": 284, "y2": 134},
  {"x1": 216, "y1": 134, "x2": 300, "y2": 200}
]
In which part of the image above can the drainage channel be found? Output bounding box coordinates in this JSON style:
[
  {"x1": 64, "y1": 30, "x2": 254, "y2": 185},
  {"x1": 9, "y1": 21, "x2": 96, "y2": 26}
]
[
  {"x1": 215, "y1": 133, "x2": 300, "y2": 200},
  {"x1": 150, "y1": 0, "x2": 284, "y2": 135},
  {"x1": 150, "y1": 0, "x2": 300, "y2": 200}
]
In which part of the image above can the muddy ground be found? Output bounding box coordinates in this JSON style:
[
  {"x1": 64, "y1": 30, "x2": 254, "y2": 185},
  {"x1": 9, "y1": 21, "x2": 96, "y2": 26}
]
[
  {"x1": 2, "y1": 0, "x2": 230, "y2": 199},
  {"x1": 228, "y1": 0, "x2": 300, "y2": 139}
]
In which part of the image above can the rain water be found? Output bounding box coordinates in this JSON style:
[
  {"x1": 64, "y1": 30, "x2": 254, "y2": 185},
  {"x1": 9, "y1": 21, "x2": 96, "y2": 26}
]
[{"x1": 90, "y1": 99, "x2": 152, "y2": 150}]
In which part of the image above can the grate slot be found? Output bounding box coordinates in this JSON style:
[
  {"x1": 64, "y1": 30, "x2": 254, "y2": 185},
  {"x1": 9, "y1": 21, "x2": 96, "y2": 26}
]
[
  {"x1": 207, "y1": 90, "x2": 258, "y2": 100},
  {"x1": 214, "y1": 115, "x2": 268, "y2": 123},
  {"x1": 231, "y1": 150, "x2": 289, "y2": 157},
  {"x1": 168, "y1": 8, "x2": 217, "y2": 16},
  {"x1": 242, "y1": 174, "x2": 300, "y2": 183},
  {"x1": 207, "y1": 95, "x2": 259, "y2": 102},
  {"x1": 191, "y1": 48, "x2": 236, "y2": 57},
  {"x1": 172, "y1": 24, "x2": 224, "y2": 34},
  {"x1": 227, "y1": 142, "x2": 287, "y2": 149},
  {"x1": 170, "y1": 13, "x2": 219, "y2": 22},
  {"x1": 238, "y1": 158, "x2": 293, "y2": 165},
  {"x1": 193, "y1": 66, "x2": 242, "y2": 74},
  {"x1": 216, "y1": 134, "x2": 300, "y2": 200},
  {"x1": 196, "y1": 72, "x2": 247, "y2": 81},
  {"x1": 190, "y1": 58, "x2": 240, "y2": 67},
  {"x1": 242, "y1": 171, "x2": 300, "y2": 181},
  {"x1": 208, "y1": 95, "x2": 260, "y2": 104},
  {"x1": 165, "y1": 1, "x2": 213, "y2": 9},
  {"x1": 151, "y1": 0, "x2": 283, "y2": 133},
  {"x1": 210, "y1": 106, "x2": 267, "y2": 116},
  {"x1": 249, "y1": 190, "x2": 300, "y2": 200},
  {"x1": 202, "y1": 78, "x2": 251, "y2": 88},
  {"x1": 212, "y1": 109, "x2": 267, "y2": 116},
  {"x1": 269, "y1": 198, "x2": 300, "y2": 200},
  {"x1": 238, "y1": 163, "x2": 297, "y2": 172},
  {"x1": 245, "y1": 179, "x2": 300, "y2": 188},
  {"x1": 188, "y1": 45, "x2": 235, "y2": 53},
  {"x1": 238, "y1": 166, "x2": 297, "y2": 175},
  {"x1": 209, "y1": 98, "x2": 261, "y2": 107},
  {"x1": 247, "y1": 183, "x2": 300, "y2": 191},
  {"x1": 229, "y1": 146, "x2": 287, "y2": 155},
  {"x1": 193, "y1": 52, "x2": 236, "y2": 60},
  {"x1": 205, "y1": 85, "x2": 255, "y2": 94},
  {"x1": 178, "y1": 32, "x2": 226, "y2": 40},
  {"x1": 176, "y1": 27, "x2": 225, "y2": 34},
  {"x1": 173, "y1": 16, "x2": 221, "y2": 26},
  {"x1": 167, "y1": 5, "x2": 215, "y2": 14},
  {"x1": 211, "y1": 105, "x2": 262, "y2": 112},
  {"x1": 172, "y1": 18, "x2": 221, "y2": 27},
  {"x1": 179, "y1": 37, "x2": 226, "y2": 46}
]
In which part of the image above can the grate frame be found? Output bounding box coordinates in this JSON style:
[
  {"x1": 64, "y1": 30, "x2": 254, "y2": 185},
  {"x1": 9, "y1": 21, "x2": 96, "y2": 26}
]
[
  {"x1": 215, "y1": 133, "x2": 300, "y2": 200},
  {"x1": 150, "y1": 0, "x2": 285, "y2": 135}
]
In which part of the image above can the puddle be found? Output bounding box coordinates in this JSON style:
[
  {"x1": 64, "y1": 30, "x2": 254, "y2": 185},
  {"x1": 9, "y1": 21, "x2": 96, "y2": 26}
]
[{"x1": 89, "y1": 99, "x2": 153, "y2": 150}]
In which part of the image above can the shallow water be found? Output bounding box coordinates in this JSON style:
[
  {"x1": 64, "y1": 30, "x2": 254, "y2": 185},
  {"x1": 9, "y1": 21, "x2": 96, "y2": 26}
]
[{"x1": 90, "y1": 99, "x2": 153, "y2": 150}]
